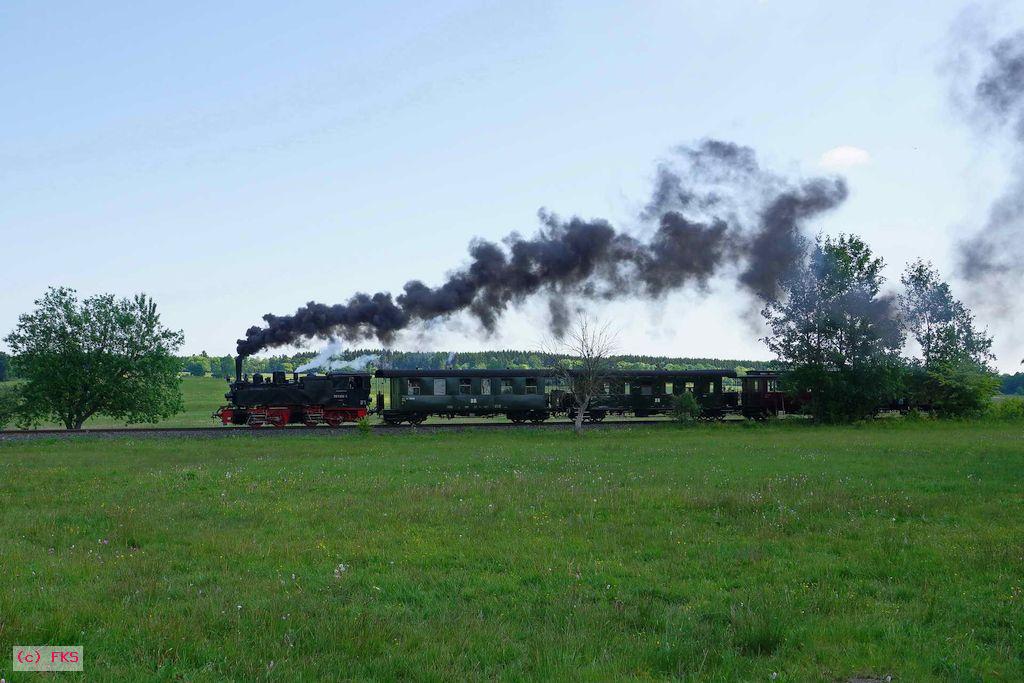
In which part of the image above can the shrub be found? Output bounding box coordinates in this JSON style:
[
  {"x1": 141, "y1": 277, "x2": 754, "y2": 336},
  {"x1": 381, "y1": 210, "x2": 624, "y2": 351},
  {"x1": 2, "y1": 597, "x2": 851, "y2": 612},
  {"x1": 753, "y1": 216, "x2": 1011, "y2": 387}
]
[
  {"x1": 902, "y1": 408, "x2": 932, "y2": 422},
  {"x1": 671, "y1": 392, "x2": 701, "y2": 423},
  {"x1": 356, "y1": 417, "x2": 373, "y2": 436},
  {"x1": 0, "y1": 382, "x2": 22, "y2": 429},
  {"x1": 786, "y1": 361, "x2": 904, "y2": 423},
  {"x1": 905, "y1": 360, "x2": 1000, "y2": 419},
  {"x1": 988, "y1": 396, "x2": 1024, "y2": 421}
]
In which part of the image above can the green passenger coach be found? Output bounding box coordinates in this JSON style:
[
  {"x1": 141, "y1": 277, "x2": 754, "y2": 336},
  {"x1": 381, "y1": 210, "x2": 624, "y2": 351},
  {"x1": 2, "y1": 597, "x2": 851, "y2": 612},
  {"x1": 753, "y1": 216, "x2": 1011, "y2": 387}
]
[
  {"x1": 581, "y1": 369, "x2": 738, "y2": 420},
  {"x1": 377, "y1": 369, "x2": 555, "y2": 424}
]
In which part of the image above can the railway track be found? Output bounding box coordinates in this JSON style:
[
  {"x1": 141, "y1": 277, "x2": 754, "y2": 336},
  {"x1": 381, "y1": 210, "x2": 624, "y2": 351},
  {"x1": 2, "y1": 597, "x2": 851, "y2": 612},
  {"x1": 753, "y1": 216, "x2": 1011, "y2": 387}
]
[{"x1": 0, "y1": 419, "x2": 682, "y2": 440}]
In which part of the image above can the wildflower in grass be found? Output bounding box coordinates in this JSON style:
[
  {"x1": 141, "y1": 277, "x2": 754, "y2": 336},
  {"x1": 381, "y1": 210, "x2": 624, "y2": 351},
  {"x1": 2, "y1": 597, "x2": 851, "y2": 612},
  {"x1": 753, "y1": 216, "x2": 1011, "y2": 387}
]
[{"x1": 334, "y1": 563, "x2": 349, "y2": 578}]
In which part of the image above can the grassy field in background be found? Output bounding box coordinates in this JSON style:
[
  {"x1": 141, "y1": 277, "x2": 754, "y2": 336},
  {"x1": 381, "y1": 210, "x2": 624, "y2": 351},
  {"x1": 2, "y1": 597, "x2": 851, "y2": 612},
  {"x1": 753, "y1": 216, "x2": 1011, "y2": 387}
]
[
  {"x1": 1, "y1": 422, "x2": 1022, "y2": 680},
  {"x1": 8, "y1": 376, "x2": 231, "y2": 430}
]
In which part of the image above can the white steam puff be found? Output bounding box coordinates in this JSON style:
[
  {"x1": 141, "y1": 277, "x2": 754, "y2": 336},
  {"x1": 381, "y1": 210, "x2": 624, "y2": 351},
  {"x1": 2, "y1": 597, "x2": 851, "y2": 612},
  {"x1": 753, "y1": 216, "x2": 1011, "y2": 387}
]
[{"x1": 295, "y1": 342, "x2": 380, "y2": 373}]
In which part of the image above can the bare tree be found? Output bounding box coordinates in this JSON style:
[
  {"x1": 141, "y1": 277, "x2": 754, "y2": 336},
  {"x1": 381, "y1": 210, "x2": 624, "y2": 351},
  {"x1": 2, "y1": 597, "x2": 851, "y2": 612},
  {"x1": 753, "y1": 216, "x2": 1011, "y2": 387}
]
[{"x1": 543, "y1": 315, "x2": 618, "y2": 435}]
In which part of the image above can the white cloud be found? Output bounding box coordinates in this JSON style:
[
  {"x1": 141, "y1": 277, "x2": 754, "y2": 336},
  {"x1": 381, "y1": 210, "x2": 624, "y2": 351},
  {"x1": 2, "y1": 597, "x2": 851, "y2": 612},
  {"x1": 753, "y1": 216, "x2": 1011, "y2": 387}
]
[{"x1": 819, "y1": 145, "x2": 871, "y2": 170}]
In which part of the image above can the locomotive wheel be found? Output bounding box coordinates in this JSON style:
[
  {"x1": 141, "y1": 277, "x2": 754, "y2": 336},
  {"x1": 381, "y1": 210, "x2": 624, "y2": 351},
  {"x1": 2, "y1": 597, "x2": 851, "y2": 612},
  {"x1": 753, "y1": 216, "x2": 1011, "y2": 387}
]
[
  {"x1": 304, "y1": 421, "x2": 319, "y2": 428},
  {"x1": 272, "y1": 421, "x2": 287, "y2": 428},
  {"x1": 325, "y1": 419, "x2": 342, "y2": 428}
]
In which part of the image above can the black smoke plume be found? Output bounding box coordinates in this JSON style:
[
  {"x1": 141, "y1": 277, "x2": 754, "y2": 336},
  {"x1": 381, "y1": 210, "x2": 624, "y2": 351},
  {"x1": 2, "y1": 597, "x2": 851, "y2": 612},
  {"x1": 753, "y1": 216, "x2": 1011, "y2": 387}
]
[
  {"x1": 237, "y1": 139, "x2": 847, "y2": 356},
  {"x1": 954, "y1": 27, "x2": 1024, "y2": 315}
]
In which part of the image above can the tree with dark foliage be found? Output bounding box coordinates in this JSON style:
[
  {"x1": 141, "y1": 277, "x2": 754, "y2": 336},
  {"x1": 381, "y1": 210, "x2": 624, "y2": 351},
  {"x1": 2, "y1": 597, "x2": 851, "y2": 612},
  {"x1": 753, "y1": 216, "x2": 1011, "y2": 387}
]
[
  {"x1": 185, "y1": 360, "x2": 207, "y2": 377},
  {"x1": 210, "y1": 355, "x2": 234, "y2": 379},
  {"x1": 4, "y1": 287, "x2": 184, "y2": 429},
  {"x1": 762, "y1": 235, "x2": 904, "y2": 422},
  {"x1": 1002, "y1": 372, "x2": 1024, "y2": 396},
  {"x1": 899, "y1": 260, "x2": 999, "y2": 416}
]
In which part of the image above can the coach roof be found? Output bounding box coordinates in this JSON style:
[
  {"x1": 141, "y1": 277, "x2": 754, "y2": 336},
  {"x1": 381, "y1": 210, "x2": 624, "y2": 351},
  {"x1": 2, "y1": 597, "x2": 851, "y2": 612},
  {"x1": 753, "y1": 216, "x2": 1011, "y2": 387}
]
[
  {"x1": 374, "y1": 368, "x2": 737, "y2": 379},
  {"x1": 375, "y1": 369, "x2": 554, "y2": 378}
]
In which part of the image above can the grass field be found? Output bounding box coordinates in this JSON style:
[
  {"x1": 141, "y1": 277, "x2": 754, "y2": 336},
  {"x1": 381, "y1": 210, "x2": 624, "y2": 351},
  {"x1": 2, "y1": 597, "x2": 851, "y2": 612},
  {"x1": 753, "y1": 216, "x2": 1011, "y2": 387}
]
[
  {"x1": 8, "y1": 376, "x2": 232, "y2": 430},
  {"x1": 1, "y1": 422, "x2": 1022, "y2": 680}
]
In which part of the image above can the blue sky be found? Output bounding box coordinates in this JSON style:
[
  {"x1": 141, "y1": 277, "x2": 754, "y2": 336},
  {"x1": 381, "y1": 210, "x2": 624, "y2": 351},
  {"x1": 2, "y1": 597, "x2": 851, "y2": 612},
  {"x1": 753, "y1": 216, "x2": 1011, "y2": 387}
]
[{"x1": 2, "y1": 1, "x2": 1022, "y2": 370}]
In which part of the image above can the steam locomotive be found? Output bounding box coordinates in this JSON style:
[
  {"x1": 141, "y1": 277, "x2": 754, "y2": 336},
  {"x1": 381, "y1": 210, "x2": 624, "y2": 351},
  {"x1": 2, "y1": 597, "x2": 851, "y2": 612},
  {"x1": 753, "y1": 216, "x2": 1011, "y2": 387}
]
[{"x1": 214, "y1": 357, "x2": 789, "y2": 427}]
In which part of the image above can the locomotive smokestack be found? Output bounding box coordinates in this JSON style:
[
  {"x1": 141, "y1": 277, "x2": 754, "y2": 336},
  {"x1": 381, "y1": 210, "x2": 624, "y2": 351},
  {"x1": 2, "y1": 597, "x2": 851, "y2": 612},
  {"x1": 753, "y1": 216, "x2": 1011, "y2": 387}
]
[{"x1": 235, "y1": 355, "x2": 244, "y2": 382}]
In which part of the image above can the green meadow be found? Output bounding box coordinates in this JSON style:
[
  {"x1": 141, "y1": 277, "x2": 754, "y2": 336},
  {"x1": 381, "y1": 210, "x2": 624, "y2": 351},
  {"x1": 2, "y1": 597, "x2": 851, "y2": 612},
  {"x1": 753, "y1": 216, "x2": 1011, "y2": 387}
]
[
  {"x1": 6, "y1": 376, "x2": 232, "y2": 430},
  {"x1": 1, "y1": 421, "x2": 1022, "y2": 680}
]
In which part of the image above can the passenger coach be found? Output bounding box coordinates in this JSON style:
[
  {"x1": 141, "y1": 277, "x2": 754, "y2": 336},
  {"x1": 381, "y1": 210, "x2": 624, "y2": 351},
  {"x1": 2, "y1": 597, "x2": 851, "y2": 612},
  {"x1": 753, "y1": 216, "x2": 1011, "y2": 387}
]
[{"x1": 377, "y1": 369, "x2": 554, "y2": 424}]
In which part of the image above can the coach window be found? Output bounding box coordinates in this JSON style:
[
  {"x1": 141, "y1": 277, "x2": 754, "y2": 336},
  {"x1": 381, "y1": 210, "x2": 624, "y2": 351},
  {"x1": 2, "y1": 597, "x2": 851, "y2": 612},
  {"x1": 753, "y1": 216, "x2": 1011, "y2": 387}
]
[
  {"x1": 767, "y1": 379, "x2": 778, "y2": 392},
  {"x1": 459, "y1": 378, "x2": 472, "y2": 395},
  {"x1": 429, "y1": 378, "x2": 443, "y2": 395},
  {"x1": 501, "y1": 379, "x2": 514, "y2": 394},
  {"x1": 708, "y1": 381, "x2": 716, "y2": 393},
  {"x1": 665, "y1": 382, "x2": 673, "y2": 395},
  {"x1": 624, "y1": 382, "x2": 631, "y2": 395},
  {"x1": 408, "y1": 379, "x2": 422, "y2": 396},
  {"x1": 481, "y1": 379, "x2": 491, "y2": 395},
  {"x1": 603, "y1": 382, "x2": 610, "y2": 395},
  {"x1": 525, "y1": 378, "x2": 538, "y2": 394},
  {"x1": 685, "y1": 381, "x2": 695, "y2": 393}
]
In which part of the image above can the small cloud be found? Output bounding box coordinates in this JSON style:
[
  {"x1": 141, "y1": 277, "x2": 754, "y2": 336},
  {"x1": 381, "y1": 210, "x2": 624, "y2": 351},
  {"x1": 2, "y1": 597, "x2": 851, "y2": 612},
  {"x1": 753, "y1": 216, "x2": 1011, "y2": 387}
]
[{"x1": 819, "y1": 145, "x2": 871, "y2": 170}]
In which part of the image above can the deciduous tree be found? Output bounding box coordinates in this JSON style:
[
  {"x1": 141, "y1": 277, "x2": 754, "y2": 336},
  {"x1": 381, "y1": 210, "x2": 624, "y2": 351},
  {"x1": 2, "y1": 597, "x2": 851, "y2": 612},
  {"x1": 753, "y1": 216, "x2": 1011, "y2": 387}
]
[
  {"x1": 544, "y1": 316, "x2": 618, "y2": 435},
  {"x1": 761, "y1": 234, "x2": 904, "y2": 422},
  {"x1": 4, "y1": 287, "x2": 184, "y2": 429},
  {"x1": 899, "y1": 260, "x2": 998, "y2": 416}
]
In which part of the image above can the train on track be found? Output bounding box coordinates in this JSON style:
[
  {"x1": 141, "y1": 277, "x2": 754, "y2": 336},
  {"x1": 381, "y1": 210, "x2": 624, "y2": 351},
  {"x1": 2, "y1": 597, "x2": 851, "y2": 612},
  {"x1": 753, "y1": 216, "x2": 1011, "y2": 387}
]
[{"x1": 214, "y1": 358, "x2": 789, "y2": 428}]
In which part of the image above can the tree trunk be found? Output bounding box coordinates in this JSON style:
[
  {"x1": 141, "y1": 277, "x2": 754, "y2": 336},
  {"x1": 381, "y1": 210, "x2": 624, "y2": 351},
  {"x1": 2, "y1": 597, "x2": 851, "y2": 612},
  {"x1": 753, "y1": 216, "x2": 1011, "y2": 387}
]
[{"x1": 573, "y1": 396, "x2": 588, "y2": 435}]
